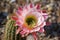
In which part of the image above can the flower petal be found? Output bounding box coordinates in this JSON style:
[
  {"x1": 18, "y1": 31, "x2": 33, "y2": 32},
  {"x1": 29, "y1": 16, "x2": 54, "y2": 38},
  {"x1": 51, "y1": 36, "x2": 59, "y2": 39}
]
[
  {"x1": 12, "y1": 16, "x2": 18, "y2": 21},
  {"x1": 16, "y1": 27, "x2": 21, "y2": 34},
  {"x1": 16, "y1": 20, "x2": 23, "y2": 26},
  {"x1": 18, "y1": 6, "x2": 23, "y2": 11},
  {"x1": 20, "y1": 30, "x2": 27, "y2": 37},
  {"x1": 35, "y1": 4, "x2": 40, "y2": 9},
  {"x1": 25, "y1": 32, "x2": 29, "y2": 37},
  {"x1": 39, "y1": 28, "x2": 44, "y2": 33},
  {"x1": 39, "y1": 22, "x2": 46, "y2": 28},
  {"x1": 32, "y1": 32, "x2": 38, "y2": 40},
  {"x1": 16, "y1": 7, "x2": 23, "y2": 16},
  {"x1": 42, "y1": 13, "x2": 48, "y2": 20},
  {"x1": 46, "y1": 22, "x2": 51, "y2": 26},
  {"x1": 30, "y1": 4, "x2": 33, "y2": 8},
  {"x1": 27, "y1": 4, "x2": 34, "y2": 10},
  {"x1": 42, "y1": 10, "x2": 47, "y2": 13},
  {"x1": 16, "y1": 21, "x2": 21, "y2": 25},
  {"x1": 16, "y1": 10, "x2": 22, "y2": 16}
]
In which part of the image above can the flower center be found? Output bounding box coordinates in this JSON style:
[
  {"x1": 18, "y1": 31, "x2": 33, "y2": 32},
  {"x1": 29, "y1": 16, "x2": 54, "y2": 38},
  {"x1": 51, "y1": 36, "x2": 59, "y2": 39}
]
[{"x1": 25, "y1": 15, "x2": 37, "y2": 28}]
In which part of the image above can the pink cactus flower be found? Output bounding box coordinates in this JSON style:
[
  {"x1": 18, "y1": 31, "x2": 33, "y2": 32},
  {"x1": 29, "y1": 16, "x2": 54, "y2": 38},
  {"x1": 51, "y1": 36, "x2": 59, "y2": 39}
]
[{"x1": 12, "y1": 4, "x2": 48, "y2": 40}]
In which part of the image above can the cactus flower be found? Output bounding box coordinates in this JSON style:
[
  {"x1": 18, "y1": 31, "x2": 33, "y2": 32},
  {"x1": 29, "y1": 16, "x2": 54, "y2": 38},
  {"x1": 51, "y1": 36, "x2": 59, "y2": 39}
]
[{"x1": 12, "y1": 4, "x2": 48, "y2": 40}]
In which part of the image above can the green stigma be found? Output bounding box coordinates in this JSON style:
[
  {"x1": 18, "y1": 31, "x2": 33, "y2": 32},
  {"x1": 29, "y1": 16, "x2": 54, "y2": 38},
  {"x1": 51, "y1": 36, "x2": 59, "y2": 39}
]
[{"x1": 25, "y1": 15, "x2": 37, "y2": 28}]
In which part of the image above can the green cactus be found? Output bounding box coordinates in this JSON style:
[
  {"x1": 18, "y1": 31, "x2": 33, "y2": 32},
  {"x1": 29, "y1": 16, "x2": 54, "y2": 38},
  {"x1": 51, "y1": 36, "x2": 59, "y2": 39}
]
[
  {"x1": 4, "y1": 19, "x2": 15, "y2": 40},
  {"x1": 3, "y1": 19, "x2": 24, "y2": 40}
]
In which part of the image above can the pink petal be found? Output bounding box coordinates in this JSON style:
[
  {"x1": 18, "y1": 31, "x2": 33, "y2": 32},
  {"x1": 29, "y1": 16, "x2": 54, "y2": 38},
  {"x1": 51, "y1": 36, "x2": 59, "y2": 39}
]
[
  {"x1": 24, "y1": 5, "x2": 28, "y2": 10},
  {"x1": 16, "y1": 21, "x2": 21, "y2": 25},
  {"x1": 16, "y1": 20, "x2": 23, "y2": 26},
  {"x1": 16, "y1": 7, "x2": 23, "y2": 16},
  {"x1": 20, "y1": 30, "x2": 26, "y2": 35},
  {"x1": 39, "y1": 28, "x2": 44, "y2": 33},
  {"x1": 16, "y1": 10, "x2": 22, "y2": 16},
  {"x1": 46, "y1": 22, "x2": 51, "y2": 26},
  {"x1": 16, "y1": 27, "x2": 21, "y2": 34},
  {"x1": 12, "y1": 16, "x2": 18, "y2": 21},
  {"x1": 20, "y1": 30, "x2": 29, "y2": 37},
  {"x1": 43, "y1": 14, "x2": 48, "y2": 20},
  {"x1": 42, "y1": 10, "x2": 47, "y2": 13},
  {"x1": 38, "y1": 10, "x2": 41, "y2": 13},
  {"x1": 43, "y1": 15, "x2": 48, "y2": 20},
  {"x1": 18, "y1": 6, "x2": 23, "y2": 11},
  {"x1": 27, "y1": 4, "x2": 34, "y2": 10},
  {"x1": 36, "y1": 4, "x2": 40, "y2": 9},
  {"x1": 32, "y1": 32, "x2": 38, "y2": 40},
  {"x1": 30, "y1": 4, "x2": 33, "y2": 8},
  {"x1": 25, "y1": 32, "x2": 29, "y2": 36},
  {"x1": 39, "y1": 22, "x2": 46, "y2": 28}
]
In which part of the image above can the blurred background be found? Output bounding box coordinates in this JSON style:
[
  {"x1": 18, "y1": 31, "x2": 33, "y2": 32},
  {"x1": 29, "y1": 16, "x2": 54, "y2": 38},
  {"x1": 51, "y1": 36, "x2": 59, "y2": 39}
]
[{"x1": 0, "y1": 0, "x2": 60, "y2": 40}]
